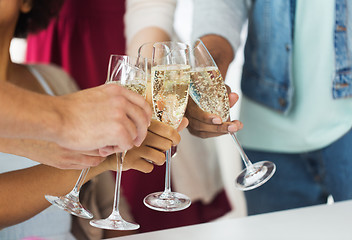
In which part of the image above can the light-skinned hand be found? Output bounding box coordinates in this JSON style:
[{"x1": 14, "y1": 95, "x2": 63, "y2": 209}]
[{"x1": 54, "y1": 84, "x2": 152, "y2": 154}]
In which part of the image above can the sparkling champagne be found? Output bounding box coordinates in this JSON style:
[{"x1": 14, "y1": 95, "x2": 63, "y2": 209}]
[
  {"x1": 109, "y1": 81, "x2": 147, "y2": 97},
  {"x1": 125, "y1": 83, "x2": 147, "y2": 97},
  {"x1": 190, "y1": 66, "x2": 230, "y2": 121},
  {"x1": 152, "y1": 64, "x2": 190, "y2": 129}
]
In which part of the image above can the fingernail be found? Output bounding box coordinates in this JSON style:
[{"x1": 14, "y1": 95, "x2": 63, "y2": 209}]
[
  {"x1": 212, "y1": 118, "x2": 222, "y2": 124},
  {"x1": 228, "y1": 124, "x2": 237, "y2": 132},
  {"x1": 134, "y1": 139, "x2": 142, "y2": 147}
]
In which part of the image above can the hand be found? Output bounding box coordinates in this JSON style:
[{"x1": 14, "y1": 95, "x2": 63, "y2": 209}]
[
  {"x1": 0, "y1": 138, "x2": 105, "y2": 169},
  {"x1": 54, "y1": 84, "x2": 152, "y2": 153},
  {"x1": 185, "y1": 85, "x2": 243, "y2": 138},
  {"x1": 102, "y1": 118, "x2": 187, "y2": 173}
]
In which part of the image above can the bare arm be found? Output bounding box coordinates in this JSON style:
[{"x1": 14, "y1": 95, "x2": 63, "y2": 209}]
[
  {"x1": 0, "y1": 82, "x2": 152, "y2": 168},
  {"x1": 127, "y1": 26, "x2": 171, "y2": 56},
  {"x1": 125, "y1": 0, "x2": 176, "y2": 55},
  {"x1": 0, "y1": 138, "x2": 104, "y2": 169},
  {"x1": 0, "y1": 160, "x2": 109, "y2": 228},
  {"x1": 199, "y1": 35, "x2": 234, "y2": 79},
  {"x1": 0, "y1": 82, "x2": 60, "y2": 141},
  {"x1": 0, "y1": 117, "x2": 187, "y2": 228}
]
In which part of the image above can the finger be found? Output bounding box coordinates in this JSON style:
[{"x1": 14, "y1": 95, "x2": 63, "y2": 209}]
[
  {"x1": 104, "y1": 84, "x2": 151, "y2": 146},
  {"x1": 111, "y1": 97, "x2": 140, "y2": 138},
  {"x1": 79, "y1": 149, "x2": 102, "y2": 156},
  {"x1": 186, "y1": 98, "x2": 223, "y2": 124},
  {"x1": 121, "y1": 99, "x2": 150, "y2": 146},
  {"x1": 112, "y1": 145, "x2": 125, "y2": 153},
  {"x1": 228, "y1": 92, "x2": 239, "y2": 108},
  {"x1": 147, "y1": 120, "x2": 180, "y2": 146},
  {"x1": 225, "y1": 84, "x2": 232, "y2": 94},
  {"x1": 99, "y1": 146, "x2": 115, "y2": 157},
  {"x1": 177, "y1": 117, "x2": 189, "y2": 132},
  {"x1": 124, "y1": 151, "x2": 155, "y2": 173},
  {"x1": 144, "y1": 131, "x2": 173, "y2": 152},
  {"x1": 187, "y1": 119, "x2": 243, "y2": 137},
  {"x1": 111, "y1": 99, "x2": 148, "y2": 150},
  {"x1": 132, "y1": 159, "x2": 154, "y2": 173},
  {"x1": 104, "y1": 84, "x2": 151, "y2": 115},
  {"x1": 111, "y1": 123, "x2": 135, "y2": 151},
  {"x1": 228, "y1": 120, "x2": 243, "y2": 132},
  {"x1": 134, "y1": 146, "x2": 166, "y2": 166},
  {"x1": 188, "y1": 116, "x2": 236, "y2": 133},
  {"x1": 187, "y1": 127, "x2": 227, "y2": 139},
  {"x1": 111, "y1": 84, "x2": 152, "y2": 121}
]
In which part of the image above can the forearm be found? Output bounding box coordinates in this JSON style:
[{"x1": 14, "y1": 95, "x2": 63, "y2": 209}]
[
  {"x1": 0, "y1": 82, "x2": 62, "y2": 142},
  {"x1": 192, "y1": 0, "x2": 248, "y2": 58},
  {"x1": 0, "y1": 162, "x2": 107, "y2": 228},
  {"x1": 200, "y1": 34, "x2": 235, "y2": 78},
  {"x1": 125, "y1": 0, "x2": 176, "y2": 54},
  {"x1": 126, "y1": 26, "x2": 171, "y2": 56}
]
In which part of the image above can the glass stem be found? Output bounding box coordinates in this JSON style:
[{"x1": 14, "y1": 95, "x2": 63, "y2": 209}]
[
  {"x1": 111, "y1": 151, "x2": 126, "y2": 218},
  {"x1": 229, "y1": 132, "x2": 255, "y2": 172},
  {"x1": 71, "y1": 168, "x2": 90, "y2": 198},
  {"x1": 163, "y1": 148, "x2": 172, "y2": 196}
]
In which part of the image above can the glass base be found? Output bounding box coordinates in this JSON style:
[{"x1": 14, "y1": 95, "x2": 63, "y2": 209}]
[
  {"x1": 143, "y1": 191, "x2": 191, "y2": 212},
  {"x1": 45, "y1": 194, "x2": 93, "y2": 219},
  {"x1": 90, "y1": 214, "x2": 140, "y2": 230},
  {"x1": 235, "y1": 161, "x2": 276, "y2": 191}
]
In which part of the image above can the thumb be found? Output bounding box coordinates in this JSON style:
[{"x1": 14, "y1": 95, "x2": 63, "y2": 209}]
[
  {"x1": 229, "y1": 92, "x2": 239, "y2": 108},
  {"x1": 177, "y1": 117, "x2": 189, "y2": 132}
]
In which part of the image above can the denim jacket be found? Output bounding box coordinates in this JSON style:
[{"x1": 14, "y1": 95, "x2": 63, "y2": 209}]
[{"x1": 241, "y1": 0, "x2": 352, "y2": 113}]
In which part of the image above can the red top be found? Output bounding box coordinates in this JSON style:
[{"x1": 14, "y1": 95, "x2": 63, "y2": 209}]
[{"x1": 26, "y1": 0, "x2": 126, "y2": 89}]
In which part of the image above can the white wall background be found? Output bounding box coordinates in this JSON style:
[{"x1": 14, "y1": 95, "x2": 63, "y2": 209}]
[{"x1": 10, "y1": 38, "x2": 26, "y2": 63}]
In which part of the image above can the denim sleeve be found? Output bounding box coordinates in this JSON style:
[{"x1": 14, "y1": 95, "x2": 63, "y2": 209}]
[{"x1": 191, "y1": 0, "x2": 249, "y2": 52}]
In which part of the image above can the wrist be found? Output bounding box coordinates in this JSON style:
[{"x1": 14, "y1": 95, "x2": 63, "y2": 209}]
[
  {"x1": 40, "y1": 95, "x2": 67, "y2": 146},
  {"x1": 6, "y1": 84, "x2": 66, "y2": 143},
  {"x1": 200, "y1": 34, "x2": 234, "y2": 78}
]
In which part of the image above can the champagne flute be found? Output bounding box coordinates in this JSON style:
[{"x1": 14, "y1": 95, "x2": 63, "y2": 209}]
[
  {"x1": 137, "y1": 43, "x2": 179, "y2": 156},
  {"x1": 190, "y1": 39, "x2": 276, "y2": 191},
  {"x1": 89, "y1": 55, "x2": 147, "y2": 230},
  {"x1": 45, "y1": 168, "x2": 93, "y2": 219},
  {"x1": 143, "y1": 41, "x2": 192, "y2": 212}
]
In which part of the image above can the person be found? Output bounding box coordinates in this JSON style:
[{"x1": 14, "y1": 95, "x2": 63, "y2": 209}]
[
  {"x1": 192, "y1": 0, "x2": 352, "y2": 215},
  {"x1": 0, "y1": 0, "x2": 186, "y2": 239},
  {"x1": 24, "y1": 0, "x2": 133, "y2": 168},
  {"x1": 24, "y1": 0, "x2": 141, "y2": 237},
  {"x1": 123, "y1": 0, "x2": 243, "y2": 232},
  {"x1": 0, "y1": 0, "x2": 152, "y2": 170}
]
